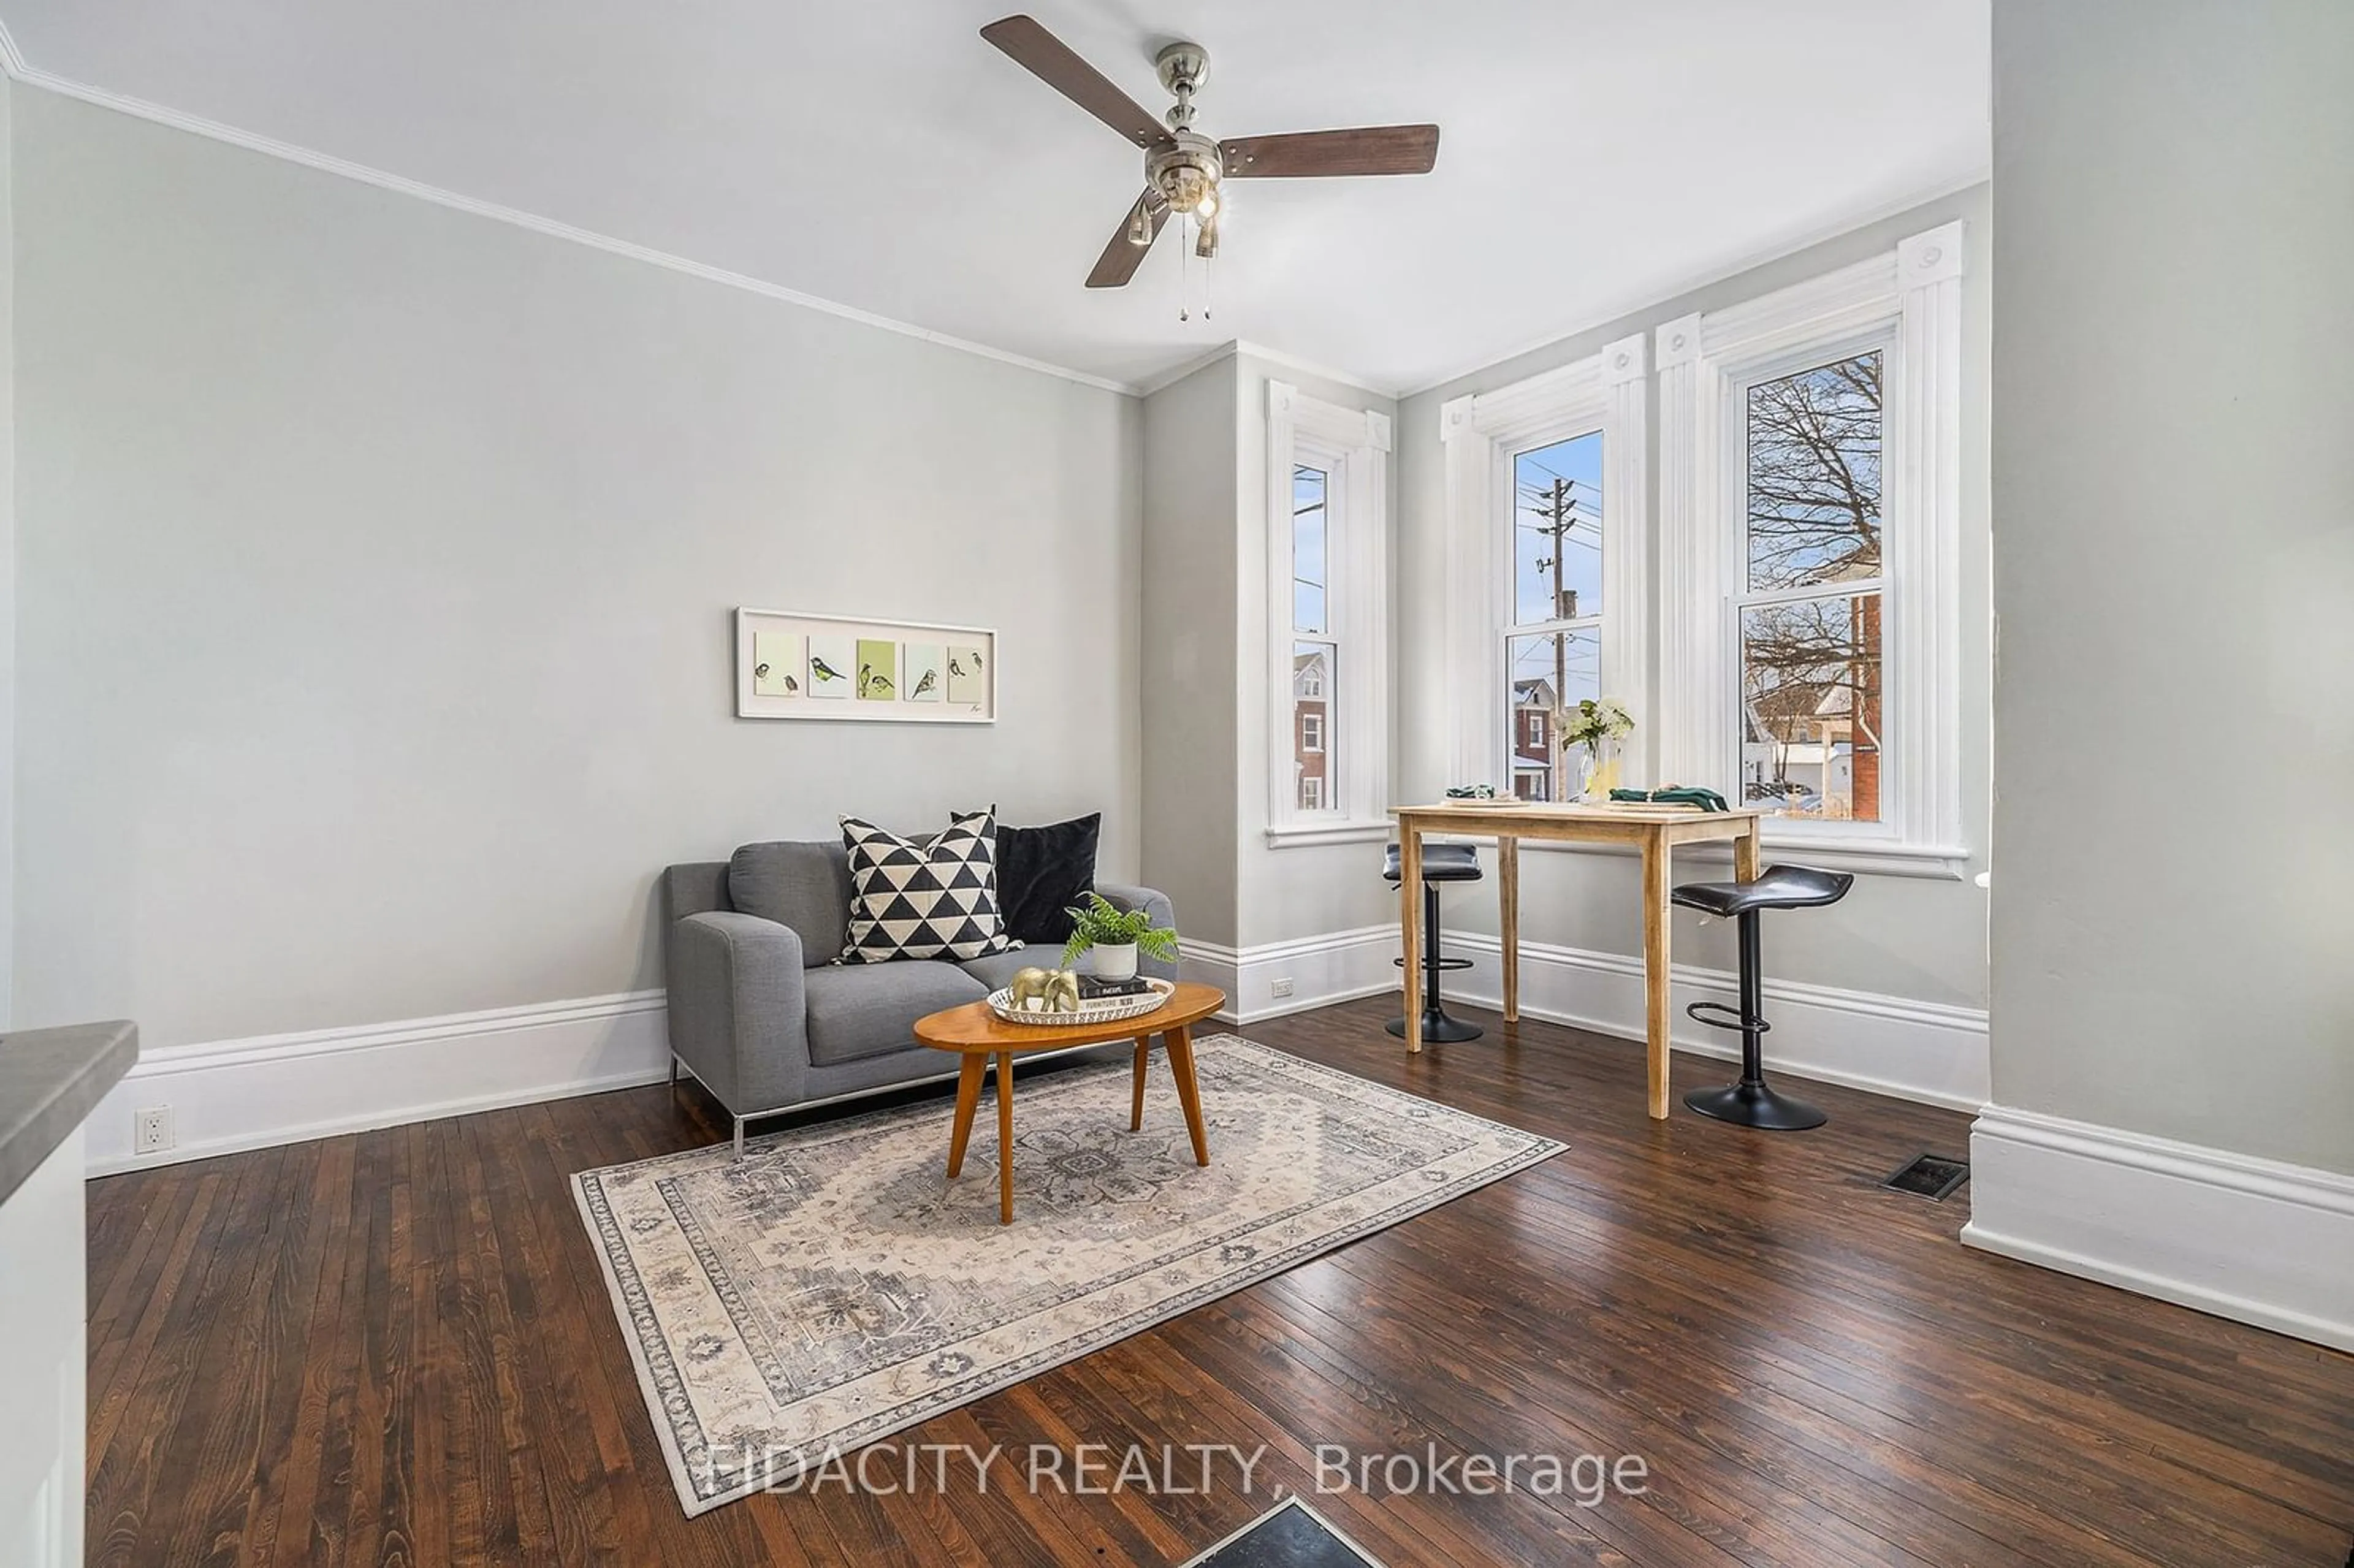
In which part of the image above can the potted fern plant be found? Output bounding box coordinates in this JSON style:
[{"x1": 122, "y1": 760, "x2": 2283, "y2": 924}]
[{"x1": 1061, "y1": 892, "x2": 1180, "y2": 981}]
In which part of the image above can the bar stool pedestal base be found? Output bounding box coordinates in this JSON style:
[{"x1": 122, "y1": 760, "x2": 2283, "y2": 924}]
[
  {"x1": 1387, "y1": 1010, "x2": 1484, "y2": 1044},
  {"x1": 1682, "y1": 1081, "x2": 1826, "y2": 1131}
]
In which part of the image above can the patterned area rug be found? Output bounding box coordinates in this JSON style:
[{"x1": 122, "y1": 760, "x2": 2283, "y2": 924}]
[{"x1": 573, "y1": 1035, "x2": 1564, "y2": 1515}]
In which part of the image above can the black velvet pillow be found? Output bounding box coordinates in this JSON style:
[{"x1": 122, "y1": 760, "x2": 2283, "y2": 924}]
[{"x1": 986, "y1": 812, "x2": 1102, "y2": 945}]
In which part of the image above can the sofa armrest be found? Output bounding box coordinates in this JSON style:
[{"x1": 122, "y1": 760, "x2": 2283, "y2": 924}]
[
  {"x1": 1093, "y1": 881, "x2": 1179, "y2": 982},
  {"x1": 666, "y1": 911, "x2": 811, "y2": 1116}
]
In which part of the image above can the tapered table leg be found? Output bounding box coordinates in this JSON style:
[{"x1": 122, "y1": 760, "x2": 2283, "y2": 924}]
[
  {"x1": 1130, "y1": 1036, "x2": 1151, "y2": 1131},
  {"x1": 1165, "y1": 1024, "x2": 1210, "y2": 1166},
  {"x1": 946, "y1": 1054, "x2": 985, "y2": 1178},
  {"x1": 1641, "y1": 834, "x2": 1673, "y2": 1120},
  {"x1": 996, "y1": 1050, "x2": 1016, "y2": 1224}
]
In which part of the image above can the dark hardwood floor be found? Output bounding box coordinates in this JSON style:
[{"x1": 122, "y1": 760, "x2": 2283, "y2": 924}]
[{"x1": 85, "y1": 996, "x2": 2354, "y2": 1566}]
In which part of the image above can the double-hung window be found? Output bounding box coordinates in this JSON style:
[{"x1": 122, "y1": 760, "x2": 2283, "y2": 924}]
[
  {"x1": 1657, "y1": 221, "x2": 1966, "y2": 868},
  {"x1": 1441, "y1": 333, "x2": 1650, "y2": 793},
  {"x1": 1504, "y1": 433, "x2": 1605, "y2": 802},
  {"x1": 1267, "y1": 382, "x2": 1391, "y2": 841},
  {"x1": 1735, "y1": 349, "x2": 1887, "y2": 821}
]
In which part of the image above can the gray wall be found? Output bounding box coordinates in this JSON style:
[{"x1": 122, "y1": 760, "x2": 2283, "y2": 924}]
[
  {"x1": 1396, "y1": 185, "x2": 1993, "y2": 1010},
  {"x1": 0, "y1": 73, "x2": 14, "y2": 1026},
  {"x1": 11, "y1": 89, "x2": 1144, "y2": 1048},
  {"x1": 1989, "y1": 0, "x2": 2354, "y2": 1174},
  {"x1": 1139, "y1": 357, "x2": 1240, "y2": 948},
  {"x1": 1137, "y1": 349, "x2": 1403, "y2": 956}
]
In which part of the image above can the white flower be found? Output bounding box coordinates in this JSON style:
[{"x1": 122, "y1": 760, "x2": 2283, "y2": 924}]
[{"x1": 1560, "y1": 696, "x2": 1637, "y2": 748}]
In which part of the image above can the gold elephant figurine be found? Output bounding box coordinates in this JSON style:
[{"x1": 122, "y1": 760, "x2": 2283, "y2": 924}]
[{"x1": 1008, "y1": 966, "x2": 1082, "y2": 1014}]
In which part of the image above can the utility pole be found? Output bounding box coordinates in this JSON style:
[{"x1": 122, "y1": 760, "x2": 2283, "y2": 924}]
[{"x1": 1529, "y1": 475, "x2": 1583, "y2": 799}]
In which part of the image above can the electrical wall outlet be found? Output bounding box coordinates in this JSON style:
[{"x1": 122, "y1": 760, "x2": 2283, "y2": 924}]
[
  {"x1": 134, "y1": 1106, "x2": 174, "y2": 1155},
  {"x1": 1270, "y1": 976, "x2": 1295, "y2": 999}
]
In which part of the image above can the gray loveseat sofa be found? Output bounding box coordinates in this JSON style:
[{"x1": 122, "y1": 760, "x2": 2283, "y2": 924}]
[{"x1": 662, "y1": 840, "x2": 1177, "y2": 1154}]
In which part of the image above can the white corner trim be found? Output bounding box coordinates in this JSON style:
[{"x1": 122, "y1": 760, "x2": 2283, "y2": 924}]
[
  {"x1": 1653, "y1": 312, "x2": 1702, "y2": 370},
  {"x1": 1601, "y1": 331, "x2": 1648, "y2": 386},
  {"x1": 1443, "y1": 931, "x2": 1989, "y2": 1110},
  {"x1": 1964, "y1": 1105, "x2": 2354, "y2": 1354},
  {"x1": 0, "y1": 18, "x2": 26, "y2": 77},
  {"x1": 1181, "y1": 928, "x2": 1400, "y2": 1025},
  {"x1": 3, "y1": 70, "x2": 1143, "y2": 398},
  {"x1": 83, "y1": 990, "x2": 672, "y2": 1176}
]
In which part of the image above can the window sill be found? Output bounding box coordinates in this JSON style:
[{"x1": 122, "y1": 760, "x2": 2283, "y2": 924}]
[
  {"x1": 1522, "y1": 832, "x2": 1973, "y2": 881},
  {"x1": 1263, "y1": 820, "x2": 1395, "y2": 850}
]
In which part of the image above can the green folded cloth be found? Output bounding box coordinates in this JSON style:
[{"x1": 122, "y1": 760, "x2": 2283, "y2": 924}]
[{"x1": 1610, "y1": 786, "x2": 1729, "y2": 812}]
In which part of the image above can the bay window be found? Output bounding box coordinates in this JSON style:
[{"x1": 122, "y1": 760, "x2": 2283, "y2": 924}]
[
  {"x1": 1442, "y1": 333, "x2": 1650, "y2": 793},
  {"x1": 1658, "y1": 221, "x2": 1966, "y2": 869},
  {"x1": 1267, "y1": 382, "x2": 1390, "y2": 842}
]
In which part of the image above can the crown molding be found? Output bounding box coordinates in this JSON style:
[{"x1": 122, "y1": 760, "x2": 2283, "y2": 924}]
[
  {"x1": 1398, "y1": 161, "x2": 1990, "y2": 401},
  {"x1": 1228, "y1": 339, "x2": 1398, "y2": 403},
  {"x1": 0, "y1": 62, "x2": 1151, "y2": 397},
  {"x1": 1130, "y1": 337, "x2": 1398, "y2": 403},
  {"x1": 0, "y1": 47, "x2": 1407, "y2": 405}
]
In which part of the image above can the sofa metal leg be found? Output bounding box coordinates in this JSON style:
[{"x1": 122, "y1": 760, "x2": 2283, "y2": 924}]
[
  {"x1": 733, "y1": 1116, "x2": 746, "y2": 1161},
  {"x1": 669, "y1": 1053, "x2": 681, "y2": 1090}
]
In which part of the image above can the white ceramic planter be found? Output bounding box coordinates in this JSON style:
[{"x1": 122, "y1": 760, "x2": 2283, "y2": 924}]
[{"x1": 1090, "y1": 943, "x2": 1139, "y2": 981}]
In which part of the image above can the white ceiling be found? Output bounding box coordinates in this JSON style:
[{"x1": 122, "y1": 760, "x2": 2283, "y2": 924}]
[{"x1": 0, "y1": 1, "x2": 1988, "y2": 394}]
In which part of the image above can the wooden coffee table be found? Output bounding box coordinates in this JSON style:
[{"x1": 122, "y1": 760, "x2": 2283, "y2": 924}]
[{"x1": 914, "y1": 980, "x2": 1226, "y2": 1224}]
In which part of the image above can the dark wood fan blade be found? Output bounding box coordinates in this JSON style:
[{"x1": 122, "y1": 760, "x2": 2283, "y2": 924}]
[
  {"x1": 981, "y1": 15, "x2": 1174, "y2": 150},
  {"x1": 1218, "y1": 124, "x2": 1441, "y2": 178},
  {"x1": 1086, "y1": 192, "x2": 1168, "y2": 288}
]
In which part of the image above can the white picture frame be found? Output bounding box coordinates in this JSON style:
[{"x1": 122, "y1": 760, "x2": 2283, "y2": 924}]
[{"x1": 734, "y1": 607, "x2": 997, "y2": 723}]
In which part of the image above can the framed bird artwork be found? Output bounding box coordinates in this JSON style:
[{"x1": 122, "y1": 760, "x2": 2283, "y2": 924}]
[{"x1": 734, "y1": 609, "x2": 994, "y2": 724}]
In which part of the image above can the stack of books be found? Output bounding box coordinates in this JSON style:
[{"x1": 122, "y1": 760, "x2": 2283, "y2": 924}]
[{"x1": 1078, "y1": 975, "x2": 1156, "y2": 1001}]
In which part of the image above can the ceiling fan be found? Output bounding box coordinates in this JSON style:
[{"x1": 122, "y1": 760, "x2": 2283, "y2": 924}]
[{"x1": 980, "y1": 14, "x2": 1441, "y2": 287}]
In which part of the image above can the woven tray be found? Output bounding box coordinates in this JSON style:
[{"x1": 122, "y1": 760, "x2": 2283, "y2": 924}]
[{"x1": 986, "y1": 976, "x2": 1175, "y2": 1027}]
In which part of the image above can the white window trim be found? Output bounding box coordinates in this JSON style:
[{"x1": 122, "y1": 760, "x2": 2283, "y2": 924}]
[
  {"x1": 1441, "y1": 333, "x2": 1651, "y2": 793},
  {"x1": 1266, "y1": 381, "x2": 1392, "y2": 846},
  {"x1": 1656, "y1": 221, "x2": 1968, "y2": 876}
]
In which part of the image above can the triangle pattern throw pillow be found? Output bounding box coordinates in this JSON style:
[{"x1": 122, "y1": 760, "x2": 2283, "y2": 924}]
[{"x1": 839, "y1": 809, "x2": 1017, "y2": 964}]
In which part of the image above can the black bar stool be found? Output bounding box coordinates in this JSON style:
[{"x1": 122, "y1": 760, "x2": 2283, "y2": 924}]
[
  {"x1": 1382, "y1": 842, "x2": 1484, "y2": 1043},
  {"x1": 1670, "y1": 863, "x2": 1854, "y2": 1130}
]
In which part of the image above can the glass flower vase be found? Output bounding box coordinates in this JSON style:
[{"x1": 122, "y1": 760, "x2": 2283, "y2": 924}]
[{"x1": 1580, "y1": 739, "x2": 1622, "y2": 801}]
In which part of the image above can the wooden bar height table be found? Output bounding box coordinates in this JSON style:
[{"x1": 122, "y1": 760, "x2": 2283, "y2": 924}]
[{"x1": 1390, "y1": 801, "x2": 1764, "y2": 1119}]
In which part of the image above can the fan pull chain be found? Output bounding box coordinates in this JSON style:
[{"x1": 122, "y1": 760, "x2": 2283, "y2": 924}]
[{"x1": 1179, "y1": 216, "x2": 1191, "y2": 323}]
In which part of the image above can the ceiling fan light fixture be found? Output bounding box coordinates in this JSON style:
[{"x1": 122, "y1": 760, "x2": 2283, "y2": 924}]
[
  {"x1": 1157, "y1": 162, "x2": 1214, "y2": 214},
  {"x1": 980, "y1": 17, "x2": 1439, "y2": 290}
]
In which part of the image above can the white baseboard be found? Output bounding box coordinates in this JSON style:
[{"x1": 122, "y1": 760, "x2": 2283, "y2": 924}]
[
  {"x1": 83, "y1": 991, "x2": 671, "y2": 1177},
  {"x1": 78, "y1": 927, "x2": 1984, "y2": 1178},
  {"x1": 1962, "y1": 1105, "x2": 2354, "y2": 1353},
  {"x1": 1441, "y1": 931, "x2": 1989, "y2": 1111},
  {"x1": 1181, "y1": 928, "x2": 1400, "y2": 1025},
  {"x1": 1185, "y1": 927, "x2": 1986, "y2": 1114}
]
